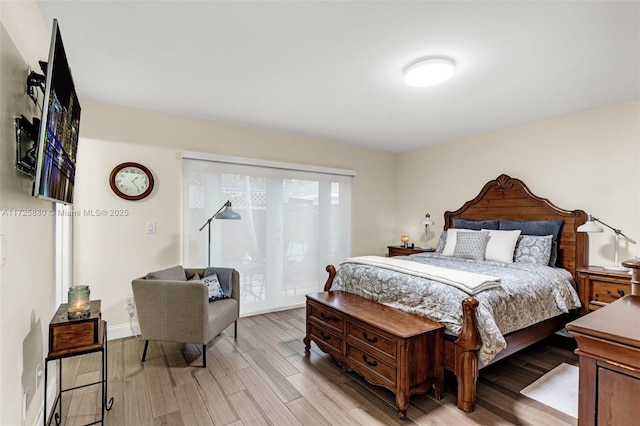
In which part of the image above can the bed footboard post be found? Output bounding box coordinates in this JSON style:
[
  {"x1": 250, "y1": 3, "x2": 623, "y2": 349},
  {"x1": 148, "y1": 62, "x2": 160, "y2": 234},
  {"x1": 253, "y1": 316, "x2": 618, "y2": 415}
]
[
  {"x1": 455, "y1": 297, "x2": 481, "y2": 412},
  {"x1": 324, "y1": 265, "x2": 337, "y2": 291}
]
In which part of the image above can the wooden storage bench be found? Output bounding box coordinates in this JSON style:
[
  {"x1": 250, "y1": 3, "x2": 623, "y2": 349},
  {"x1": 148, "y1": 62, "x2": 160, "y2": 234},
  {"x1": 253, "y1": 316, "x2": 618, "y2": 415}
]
[{"x1": 304, "y1": 291, "x2": 444, "y2": 419}]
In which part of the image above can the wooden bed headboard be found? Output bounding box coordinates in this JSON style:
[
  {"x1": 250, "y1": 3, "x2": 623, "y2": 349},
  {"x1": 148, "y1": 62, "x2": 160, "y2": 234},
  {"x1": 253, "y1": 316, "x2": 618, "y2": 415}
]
[{"x1": 444, "y1": 174, "x2": 588, "y2": 279}]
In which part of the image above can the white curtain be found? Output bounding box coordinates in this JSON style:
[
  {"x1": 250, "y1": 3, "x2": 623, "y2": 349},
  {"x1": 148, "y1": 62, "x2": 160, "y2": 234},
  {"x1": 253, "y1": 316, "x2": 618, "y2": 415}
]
[{"x1": 182, "y1": 155, "x2": 352, "y2": 316}]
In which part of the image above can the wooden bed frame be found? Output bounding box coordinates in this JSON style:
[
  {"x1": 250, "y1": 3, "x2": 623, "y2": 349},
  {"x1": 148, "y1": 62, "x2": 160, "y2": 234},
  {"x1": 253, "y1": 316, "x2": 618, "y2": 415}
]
[{"x1": 323, "y1": 174, "x2": 588, "y2": 412}]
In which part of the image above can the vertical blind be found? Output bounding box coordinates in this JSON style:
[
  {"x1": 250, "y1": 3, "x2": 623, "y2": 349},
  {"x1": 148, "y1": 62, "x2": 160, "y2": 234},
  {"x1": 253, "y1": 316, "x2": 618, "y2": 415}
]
[{"x1": 182, "y1": 154, "x2": 353, "y2": 316}]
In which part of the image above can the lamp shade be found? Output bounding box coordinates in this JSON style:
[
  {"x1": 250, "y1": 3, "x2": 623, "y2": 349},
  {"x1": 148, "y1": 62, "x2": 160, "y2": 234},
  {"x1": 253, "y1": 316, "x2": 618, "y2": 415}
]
[
  {"x1": 577, "y1": 220, "x2": 604, "y2": 233},
  {"x1": 422, "y1": 217, "x2": 435, "y2": 226},
  {"x1": 214, "y1": 203, "x2": 241, "y2": 220}
]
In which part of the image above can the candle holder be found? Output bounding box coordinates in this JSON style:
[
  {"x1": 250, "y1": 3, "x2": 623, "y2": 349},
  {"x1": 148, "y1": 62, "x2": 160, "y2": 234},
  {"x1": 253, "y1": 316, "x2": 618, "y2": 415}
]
[
  {"x1": 67, "y1": 285, "x2": 90, "y2": 320},
  {"x1": 401, "y1": 235, "x2": 409, "y2": 248}
]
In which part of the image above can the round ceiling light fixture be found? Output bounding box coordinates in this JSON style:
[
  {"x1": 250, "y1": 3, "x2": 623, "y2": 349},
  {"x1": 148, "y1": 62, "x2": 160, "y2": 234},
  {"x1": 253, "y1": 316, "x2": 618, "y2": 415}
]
[{"x1": 404, "y1": 58, "x2": 455, "y2": 88}]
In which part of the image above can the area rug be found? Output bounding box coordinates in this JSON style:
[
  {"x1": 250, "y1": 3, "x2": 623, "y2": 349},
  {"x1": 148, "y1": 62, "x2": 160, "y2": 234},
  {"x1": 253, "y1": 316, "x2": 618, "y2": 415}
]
[{"x1": 520, "y1": 363, "x2": 578, "y2": 418}]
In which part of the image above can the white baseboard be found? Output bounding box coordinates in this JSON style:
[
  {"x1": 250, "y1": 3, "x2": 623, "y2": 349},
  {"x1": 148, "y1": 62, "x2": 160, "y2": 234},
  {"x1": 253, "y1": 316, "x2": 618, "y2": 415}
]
[{"x1": 107, "y1": 321, "x2": 141, "y2": 340}]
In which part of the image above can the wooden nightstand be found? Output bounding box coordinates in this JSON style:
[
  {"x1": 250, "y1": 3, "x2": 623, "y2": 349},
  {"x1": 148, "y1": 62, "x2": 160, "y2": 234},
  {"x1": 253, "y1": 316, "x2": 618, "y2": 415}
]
[
  {"x1": 388, "y1": 245, "x2": 435, "y2": 257},
  {"x1": 576, "y1": 266, "x2": 632, "y2": 316}
]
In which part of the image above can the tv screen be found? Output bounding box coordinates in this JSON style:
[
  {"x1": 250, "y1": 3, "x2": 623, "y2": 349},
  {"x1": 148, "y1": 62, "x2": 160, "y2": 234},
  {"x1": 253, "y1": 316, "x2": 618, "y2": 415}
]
[{"x1": 33, "y1": 19, "x2": 81, "y2": 205}]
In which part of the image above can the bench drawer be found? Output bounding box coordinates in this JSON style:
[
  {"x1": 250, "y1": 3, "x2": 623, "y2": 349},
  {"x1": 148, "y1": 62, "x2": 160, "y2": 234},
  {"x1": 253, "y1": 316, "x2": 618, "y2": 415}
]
[
  {"x1": 347, "y1": 321, "x2": 396, "y2": 360},
  {"x1": 308, "y1": 322, "x2": 342, "y2": 353},
  {"x1": 346, "y1": 343, "x2": 396, "y2": 387},
  {"x1": 308, "y1": 302, "x2": 343, "y2": 332}
]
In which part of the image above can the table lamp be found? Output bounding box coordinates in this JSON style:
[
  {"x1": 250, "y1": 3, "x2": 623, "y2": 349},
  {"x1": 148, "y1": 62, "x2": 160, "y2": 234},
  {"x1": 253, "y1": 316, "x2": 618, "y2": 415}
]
[
  {"x1": 577, "y1": 215, "x2": 636, "y2": 271},
  {"x1": 421, "y1": 213, "x2": 435, "y2": 249}
]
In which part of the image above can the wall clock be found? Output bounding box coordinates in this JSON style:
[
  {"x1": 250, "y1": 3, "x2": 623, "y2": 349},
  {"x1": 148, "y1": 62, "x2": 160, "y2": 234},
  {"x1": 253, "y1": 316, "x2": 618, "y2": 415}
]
[{"x1": 109, "y1": 162, "x2": 154, "y2": 201}]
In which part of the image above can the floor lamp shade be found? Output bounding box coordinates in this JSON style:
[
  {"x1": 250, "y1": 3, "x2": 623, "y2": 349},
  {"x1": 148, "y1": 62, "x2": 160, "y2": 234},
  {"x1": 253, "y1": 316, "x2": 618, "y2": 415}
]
[{"x1": 214, "y1": 202, "x2": 241, "y2": 220}]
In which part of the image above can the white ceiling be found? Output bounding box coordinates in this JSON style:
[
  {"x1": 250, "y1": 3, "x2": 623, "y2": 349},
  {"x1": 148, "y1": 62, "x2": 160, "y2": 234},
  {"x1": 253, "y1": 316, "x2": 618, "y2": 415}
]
[{"x1": 36, "y1": 1, "x2": 640, "y2": 153}]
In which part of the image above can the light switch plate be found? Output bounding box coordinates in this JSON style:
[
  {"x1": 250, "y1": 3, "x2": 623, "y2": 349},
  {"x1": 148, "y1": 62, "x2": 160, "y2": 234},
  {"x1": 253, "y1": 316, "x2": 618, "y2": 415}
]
[{"x1": 146, "y1": 221, "x2": 156, "y2": 234}]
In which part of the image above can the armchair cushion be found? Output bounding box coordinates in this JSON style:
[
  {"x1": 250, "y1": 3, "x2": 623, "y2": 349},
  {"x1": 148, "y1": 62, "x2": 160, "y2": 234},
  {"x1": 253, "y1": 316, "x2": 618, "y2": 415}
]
[{"x1": 146, "y1": 265, "x2": 187, "y2": 281}]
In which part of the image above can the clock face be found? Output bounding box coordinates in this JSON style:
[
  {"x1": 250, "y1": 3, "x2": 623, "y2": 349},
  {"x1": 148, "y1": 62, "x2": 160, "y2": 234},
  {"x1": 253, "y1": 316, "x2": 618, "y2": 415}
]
[
  {"x1": 116, "y1": 167, "x2": 149, "y2": 196},
  {"x1": 109, "y1": 163, "x2": 154, "y2": 200}
]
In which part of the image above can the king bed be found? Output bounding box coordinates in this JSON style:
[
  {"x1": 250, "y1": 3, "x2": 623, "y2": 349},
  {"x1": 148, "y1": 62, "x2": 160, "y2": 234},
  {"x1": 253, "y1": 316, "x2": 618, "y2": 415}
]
[{"x1": 321, "y1": 174, "x2": 588, "y2": 412}]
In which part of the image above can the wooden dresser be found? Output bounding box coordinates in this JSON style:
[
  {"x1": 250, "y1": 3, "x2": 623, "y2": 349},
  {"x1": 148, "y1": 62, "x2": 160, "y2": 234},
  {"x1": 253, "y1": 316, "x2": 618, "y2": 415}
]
[
  {"x1": 304, "y1": 291, "x2": 444, "y2": 419},
  {"x1": 576, "y1": 267, "x2": 632, "y2": 315},
  {"x1": 566, "y1": 295, "x2": 640, "y2": 425}
]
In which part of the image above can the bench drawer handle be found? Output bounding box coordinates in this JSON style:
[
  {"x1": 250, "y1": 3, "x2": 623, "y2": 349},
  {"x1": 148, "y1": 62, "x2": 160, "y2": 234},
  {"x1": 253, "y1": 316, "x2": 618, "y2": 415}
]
[
  {"x1": 362, "y1": 354, "x2": 378, "y2": 367},
  {"x1": 362, "y1": 332, "x2": 378, "y2": 344},
  {"x1": 320, "y1": 313, "x2": 335, "y2": 322},
  {"x1": 617, "y1": 289, "x2": 626, "y2": 297}
]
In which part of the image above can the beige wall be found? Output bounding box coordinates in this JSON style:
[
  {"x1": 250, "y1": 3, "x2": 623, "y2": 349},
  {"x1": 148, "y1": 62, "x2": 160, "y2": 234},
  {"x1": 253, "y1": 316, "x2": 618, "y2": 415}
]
[
  {"x1": 74, "y1": 100, "x2": 397, "y2": 333},
  {"x1": 396, "y1": 101, "x2": 640, "y2": 267},
  {"x1": 0, "y1": 2, "x2": 53, "y2": 425}
]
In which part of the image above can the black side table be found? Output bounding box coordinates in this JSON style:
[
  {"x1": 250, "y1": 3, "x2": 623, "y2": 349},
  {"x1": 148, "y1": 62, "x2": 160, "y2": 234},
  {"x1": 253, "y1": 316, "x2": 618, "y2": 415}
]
[{"x1": 45, "y1": 302, "x2": 113, "y2": 425}]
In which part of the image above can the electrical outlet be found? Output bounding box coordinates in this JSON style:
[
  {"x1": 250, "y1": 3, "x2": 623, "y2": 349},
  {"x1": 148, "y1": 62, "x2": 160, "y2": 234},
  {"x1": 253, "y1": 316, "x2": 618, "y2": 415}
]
[
  {"x1": 35, "y1": 364, "x2": 42, "y2": 389},
  {"x1": 124, "y1": 296, "x2": 135, "y2": 310},
  {"x1": 23, "y1": 388, "x2": 29, "y2": 418}
]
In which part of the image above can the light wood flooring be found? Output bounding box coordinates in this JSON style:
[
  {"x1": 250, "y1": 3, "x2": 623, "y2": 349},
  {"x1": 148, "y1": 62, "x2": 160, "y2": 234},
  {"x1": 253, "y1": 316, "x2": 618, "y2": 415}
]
[{"x1": 51, "y1": 307, "x2": 578, "y2": 425}]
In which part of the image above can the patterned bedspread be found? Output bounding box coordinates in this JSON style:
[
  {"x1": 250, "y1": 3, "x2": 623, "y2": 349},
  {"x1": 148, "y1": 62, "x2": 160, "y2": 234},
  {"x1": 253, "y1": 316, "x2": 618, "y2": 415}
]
[{"x1": 331, "y1": 253, "x2": 582, "y2": 364}]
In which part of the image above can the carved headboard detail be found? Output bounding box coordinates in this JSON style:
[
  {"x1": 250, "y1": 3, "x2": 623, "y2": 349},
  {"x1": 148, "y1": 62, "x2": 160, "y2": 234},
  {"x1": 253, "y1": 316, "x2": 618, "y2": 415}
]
[{"x1": 444, "y1": 174, "x2": 588, "y2": 279}]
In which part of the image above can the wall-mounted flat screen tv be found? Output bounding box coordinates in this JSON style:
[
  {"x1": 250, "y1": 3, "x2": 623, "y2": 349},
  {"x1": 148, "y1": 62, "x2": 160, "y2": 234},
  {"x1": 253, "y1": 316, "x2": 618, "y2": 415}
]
[{"x1": 33, "y1": 19, "x2": 81, "y2": 205}]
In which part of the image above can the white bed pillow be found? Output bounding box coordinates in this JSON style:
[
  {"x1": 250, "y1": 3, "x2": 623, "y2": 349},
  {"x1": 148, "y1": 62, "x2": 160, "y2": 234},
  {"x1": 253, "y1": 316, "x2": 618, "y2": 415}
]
[
  {"x1": 481, "y1": 229, "x2": 522, "y2": 263},
  {"x1": 442, "y1": 228, "x2": 477, "y2": 256}
]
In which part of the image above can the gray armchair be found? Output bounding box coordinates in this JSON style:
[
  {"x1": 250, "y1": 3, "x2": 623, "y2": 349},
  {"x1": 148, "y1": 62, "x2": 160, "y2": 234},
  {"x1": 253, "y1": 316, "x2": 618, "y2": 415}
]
[{"x1": 131, "y1": 265, "x2": 239, "y2": 367}]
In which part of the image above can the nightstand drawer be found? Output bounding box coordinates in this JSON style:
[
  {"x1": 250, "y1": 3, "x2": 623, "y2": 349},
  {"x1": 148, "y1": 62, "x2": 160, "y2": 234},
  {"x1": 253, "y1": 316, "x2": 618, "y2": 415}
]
[
  {"x1": 591, "y1": 280, "x2": 631, "y2": 304},
  {"x1": 388, "y1": 246, "x2": 435, "y2": 257}
]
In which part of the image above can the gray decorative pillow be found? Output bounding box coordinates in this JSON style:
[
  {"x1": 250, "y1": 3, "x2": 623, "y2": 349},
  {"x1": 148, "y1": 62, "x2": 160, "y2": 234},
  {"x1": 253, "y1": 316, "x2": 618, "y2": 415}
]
[
  {"x1": 188, "y1": 272, "x2": 201, "y2": 281},
  {"x1": 453, "y1": 231, "x2": 490, "y2": 260},
  {"x1": 436, "y1": 232, "x2": 447, "y2": 253},
  {"x1": 453, "y1": 219, "x2": 500, "y2": 230},
  {"x1": 514, "y1": 235, "x2": 553, "y2": 265},
  {"x1": 499, "y1": 219, "x2": 563, "y2": 266}
]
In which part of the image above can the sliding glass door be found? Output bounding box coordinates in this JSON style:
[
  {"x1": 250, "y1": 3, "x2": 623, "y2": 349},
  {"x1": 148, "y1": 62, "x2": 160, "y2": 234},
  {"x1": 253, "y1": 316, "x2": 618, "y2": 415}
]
[{"x1": 183, "y1": 156, "x2": 352, "y2": 316}]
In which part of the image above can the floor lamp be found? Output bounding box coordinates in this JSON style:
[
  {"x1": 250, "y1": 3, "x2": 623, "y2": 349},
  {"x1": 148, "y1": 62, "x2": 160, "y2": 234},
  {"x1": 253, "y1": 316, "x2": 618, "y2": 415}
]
[
  {"x1": 577, "y1": 215, "x2": 636, "y2": 271},
  {"x1": 199, "y1": 200, "x2": 241, "y2": 267}
]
